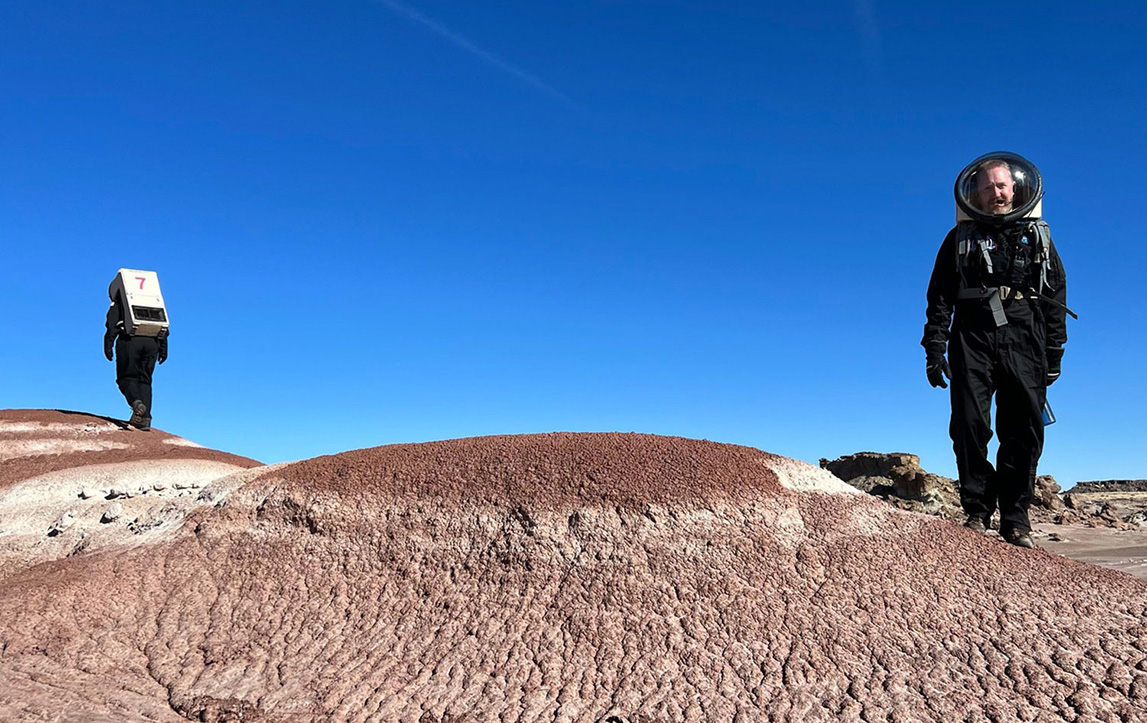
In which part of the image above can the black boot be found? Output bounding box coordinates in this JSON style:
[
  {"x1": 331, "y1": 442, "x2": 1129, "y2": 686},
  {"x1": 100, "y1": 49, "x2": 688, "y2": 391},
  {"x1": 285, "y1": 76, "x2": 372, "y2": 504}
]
[
  {"x1": 129, "y1": 400, "x2": 150, "y2": 431},
  {"x1": 1002, "y1": 527, "x2": 1035, "y2": 549},
  {"x1": 963, "y1": 516, "x2": 989, "y2": 534}
]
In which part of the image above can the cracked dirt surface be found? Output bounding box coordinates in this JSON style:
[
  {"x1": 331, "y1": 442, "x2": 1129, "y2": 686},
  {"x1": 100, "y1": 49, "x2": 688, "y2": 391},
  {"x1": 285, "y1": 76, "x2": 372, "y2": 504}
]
[{"x1": 2, "y1": 418, "x2": 1147, "y2": 721}]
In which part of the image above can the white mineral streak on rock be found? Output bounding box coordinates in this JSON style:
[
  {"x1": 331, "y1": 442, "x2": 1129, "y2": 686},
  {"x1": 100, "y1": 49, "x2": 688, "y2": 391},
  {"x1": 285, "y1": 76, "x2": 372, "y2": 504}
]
[
  {"x1": 0, "y1": 460, "x2": 274, "y2": 579},
  {"x1": 0, "y1": 459, "x2": 245, "y2": 539},
  {"x1": 0, "y1": 439, "x2": 130, "y2": 462},
  {"x1": 163, "y1": 437, "x2": 206, "y2": 449},
  {"x1": 771, "y1": 506, "x2": 807, "y2": 549},
  {"x1": 195, "y1": 463, "x2": 289, "y2": 506},
  {"x1": 47, "y1": 511, "x2": 75, "y2": 536},
  {"x1": 770, "y1": 456, "x2": 862, "y2": 495},
  {"x1": 0, "y1": 421, "x2": 119, "y2": 435},
  {"x1": 769, "y1": 458, "x2": 912, "y2": 539}
]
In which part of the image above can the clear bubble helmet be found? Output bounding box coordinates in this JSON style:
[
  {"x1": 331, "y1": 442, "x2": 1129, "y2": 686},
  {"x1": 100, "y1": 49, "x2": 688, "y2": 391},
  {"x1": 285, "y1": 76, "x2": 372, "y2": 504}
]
[{"x1": 954, "y1": 151, "x2": 1043, "y2": 225}]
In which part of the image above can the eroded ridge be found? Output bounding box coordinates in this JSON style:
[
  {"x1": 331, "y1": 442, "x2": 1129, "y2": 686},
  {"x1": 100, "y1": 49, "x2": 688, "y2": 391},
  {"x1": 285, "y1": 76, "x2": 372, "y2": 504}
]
[
  {"x1": 1, "y1": 432, "x2": 1146, "y2": 722},
  {"x1": 0, "y1": 409, "x2": 263, "y2": 581},
  {"x1": 0, "y1": 409, "x2": 260, "y2": 492}
]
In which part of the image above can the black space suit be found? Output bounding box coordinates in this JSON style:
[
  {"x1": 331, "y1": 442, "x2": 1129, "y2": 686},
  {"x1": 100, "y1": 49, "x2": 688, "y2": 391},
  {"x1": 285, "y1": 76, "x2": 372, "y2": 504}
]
[
  {"x1": 922, "y1": 220, "x2": 1067, "y2": 534},
  {"x1": 104, "y1": 295, "x2": 168, "y2": 430}
]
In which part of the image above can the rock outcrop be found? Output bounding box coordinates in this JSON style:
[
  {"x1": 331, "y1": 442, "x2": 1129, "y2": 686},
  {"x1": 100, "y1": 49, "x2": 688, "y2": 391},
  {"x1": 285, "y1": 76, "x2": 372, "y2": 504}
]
[
  {"x1": 0, "y1": 409, "x2": 263, "y2": 581},
  {"x1": 822, "y1": 452, "x2": 1075, "y2": 526},
  {"x1": 1, "y1": 420, "x2": 1146, "y2": 721},
  {"x1": 1062, "y1": 485, "x2": 1147, "y2": 530},
  {"x1": 819, "y1": 452, "x2": 960, "y2": 518},
  {"x1": 1074, "y1": 480, "x2": 1147, "y2": 494}
]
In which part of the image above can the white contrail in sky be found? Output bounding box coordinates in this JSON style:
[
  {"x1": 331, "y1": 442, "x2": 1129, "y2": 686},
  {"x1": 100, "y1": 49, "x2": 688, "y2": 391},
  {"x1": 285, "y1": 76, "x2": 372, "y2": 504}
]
[
  {"x1": 852, "y1": 0, "x2": 884, "y2": 81},
  {"x1": 373, "y1": 0, "x2": 584, "y2": 113}
]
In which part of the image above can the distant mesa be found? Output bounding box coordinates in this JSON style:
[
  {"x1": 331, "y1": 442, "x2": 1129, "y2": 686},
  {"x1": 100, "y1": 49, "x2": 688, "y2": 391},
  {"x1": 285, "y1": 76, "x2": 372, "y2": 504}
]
[
  {"x1": 1, "y1": 410, "x2": 1146, "y2": 721},
  {"x1": 1073, "y1": 480, "x2": 1147, "y2": 494}
]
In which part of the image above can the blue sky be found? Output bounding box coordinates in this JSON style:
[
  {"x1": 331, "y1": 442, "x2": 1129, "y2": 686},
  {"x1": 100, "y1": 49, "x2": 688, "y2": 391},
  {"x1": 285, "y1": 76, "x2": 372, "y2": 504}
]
[{"x1": 3, "y1": 1, "x2": 1145, "y2": 487}]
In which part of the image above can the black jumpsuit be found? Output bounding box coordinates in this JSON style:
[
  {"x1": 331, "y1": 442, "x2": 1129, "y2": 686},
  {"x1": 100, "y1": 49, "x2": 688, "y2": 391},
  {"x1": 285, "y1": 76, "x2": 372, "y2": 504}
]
[
  {"x1": 104, "y1": 297, "x2": 168, "y2": 420},
  {"x1": 922, "y1": 221, "x2": 1067, "y2": 533}
]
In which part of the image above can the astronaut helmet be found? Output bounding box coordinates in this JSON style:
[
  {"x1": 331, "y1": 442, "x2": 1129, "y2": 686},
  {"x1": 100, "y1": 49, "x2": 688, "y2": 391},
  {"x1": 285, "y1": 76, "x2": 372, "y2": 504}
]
[{"x1": 954, "y1": 151, "x2": 1043, "y2": 224}]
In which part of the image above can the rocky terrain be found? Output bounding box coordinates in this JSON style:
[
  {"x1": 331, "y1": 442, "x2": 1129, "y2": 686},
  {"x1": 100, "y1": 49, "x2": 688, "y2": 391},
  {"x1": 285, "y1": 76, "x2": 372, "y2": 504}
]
[
  {"x1": 821, "y1": 451, "x2": 1146, "y2": 530},
  {"x1": 1074, "y1": 480, "x2": 1147, "y2": 494},
  {"x1": 2, "y1": 410, "x2": 1147, "y2": 721},
  {"x1": 1061, "y1": 480, "x2": 1147, "y2": 533},
  {"x1": 821, "y1": 452, "x2": 1147, "y2": 580},
  {"x1": 0, "y1": 409, "x2": 263, "y2": 581}
]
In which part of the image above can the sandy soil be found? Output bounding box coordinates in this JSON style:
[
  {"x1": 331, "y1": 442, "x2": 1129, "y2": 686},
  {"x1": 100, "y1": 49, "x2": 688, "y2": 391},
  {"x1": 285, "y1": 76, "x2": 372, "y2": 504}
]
[{"x1": 1034, "y1": 522, "x2": 1147, "y2": 580}]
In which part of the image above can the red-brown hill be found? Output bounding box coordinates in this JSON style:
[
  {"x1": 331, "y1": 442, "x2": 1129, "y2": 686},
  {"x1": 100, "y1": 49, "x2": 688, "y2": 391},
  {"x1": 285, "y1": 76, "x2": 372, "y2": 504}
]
[
  {"x1": 0, "y1": 409, "x2": 263, "y2": 581},
  {"x1": 1, "y1": 424, "x2": 1145, "y2": 721}
]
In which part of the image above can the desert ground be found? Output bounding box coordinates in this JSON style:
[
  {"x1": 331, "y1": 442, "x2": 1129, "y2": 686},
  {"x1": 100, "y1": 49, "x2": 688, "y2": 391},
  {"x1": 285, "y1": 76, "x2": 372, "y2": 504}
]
[
  {"x1": 1036, "y1": 523, "x2": 1147, "y2": 579},
  {"x1": 2, "y1": 409, "x2": 1145, "y2": 722}
]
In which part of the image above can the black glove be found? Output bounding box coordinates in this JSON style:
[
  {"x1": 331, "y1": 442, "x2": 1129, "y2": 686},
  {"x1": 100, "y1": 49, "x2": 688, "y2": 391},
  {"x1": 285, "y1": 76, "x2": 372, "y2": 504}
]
[
  {"x1": 157, "y1": 333, "x2": 168, "y2": 365},
  {"x1": 104, "y1": 345, "x2": 113, "y2": 362},
  {"x1": 926, "y1": 356, "x2": 950, "y2": 389},
  {"x1": 1046, "y1": 346, "x2": 1063, "y2": 386}
]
